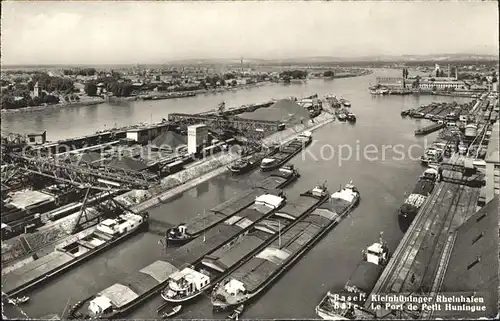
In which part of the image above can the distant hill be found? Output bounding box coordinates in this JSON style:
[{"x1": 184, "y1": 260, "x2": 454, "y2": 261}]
[{"x1": 166, "y1": 54, "x2": 498, "y2": 65}]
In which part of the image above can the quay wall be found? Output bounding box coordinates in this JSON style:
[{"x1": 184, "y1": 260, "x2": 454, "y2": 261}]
[{"x1": 1, "y1": 112, "x2": 334, "y2": 270}]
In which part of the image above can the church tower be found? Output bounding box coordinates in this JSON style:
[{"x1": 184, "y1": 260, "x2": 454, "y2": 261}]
[{"x1": 33, "y1": 82, "x2": 40, "y2": 97}]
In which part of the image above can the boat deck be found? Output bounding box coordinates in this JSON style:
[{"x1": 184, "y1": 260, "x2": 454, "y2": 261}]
[
  {"x1": 224, "y1": 204, "x2": 276, "y2": 230},
  {"x1": 348, "y1": 261, "x2": 384, "y2": 294},
  {"x1": 202, "y1": 234, "x2": 269, "y2": 273},
  {"x1": 166, "y1": 225, "x2": 243, "y2": 268},
  {"x1": 274, "y1": 197, "x2": 319, "y2": 220},
  {"x1": 209, "y1": 188, "x2": 266, "y2": 215},
  {"x1": 201, "y1": 193, "x2": 323, "y2": 274},
  {"x1": 97, "y1": 260, "x2": 179, "y2": 309},
  {"x1": 411, "y1": 178, "x2": 435, "y2": 196},
  {"x1": 186, "y1": 188, "x2": 267, "y2": 235},
  {"x1": 2, "y1": 251, "x2": 74, "y2": 294},
  {"x1": 225, "y1": 209, "x2": 337, "y2": 294},
  {"x1": 365, "y1": 155, "x2": 481, "y2": 314},
  {"x1": 258, "y1": 176, "x2": 287, "y2": 190},
  {"x1": 2, "y1": 228, "x2": 102, "y2": 295},
  {"x1": 166, "y1": 203, "x2": 275, "y2": 268}
]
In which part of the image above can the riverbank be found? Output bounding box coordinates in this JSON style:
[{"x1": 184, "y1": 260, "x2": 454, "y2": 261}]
[
  {"x1": 0, "y1": 82, "x2": 272, "y2": 115},
  {"x1": 0, "y1": 99, "x2": 105, "y2": 114},
  {"x1": 309, "y1": 69, "x2": 374, "y2": 80}
]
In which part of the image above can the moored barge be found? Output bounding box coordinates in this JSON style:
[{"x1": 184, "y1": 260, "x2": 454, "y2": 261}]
[
  {"x1": 414, "y1": 122, "x2": 445, "y2": 136},
  {"x1": 315, "y1": 233, "x2": 390, "y2": 320},
  {"x1": 398, "y1": 168, "x2": 439, "y2": 232},
  {"x1": 160, "y1": 184, "x2": 330, "y2": 304},
  {"x1": 211, "y1": 182, "x2": 360, "y2": 311},
  {"x1": 166, "y1": 165, "x2": 299, "y2": 245},
  {"x1": 3, "y1": 212, "x2": 149, "y2": 297},
  {"x1": 228, "y1": 147, "x2": 278, "y2": 175},
  {"x1": 69, "y1": 188, "x2": 290, "y2": 319},
  {"x1": 260, "y1": 132, "x2": 312, "y2": 172}
]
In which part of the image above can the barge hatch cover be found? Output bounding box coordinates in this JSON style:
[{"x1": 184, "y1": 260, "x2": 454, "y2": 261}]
[
  {"x1": 98, "y1": 260, "x2": 178, "y2": 308},
  {"x1": 275, "y1": 197, "x2": 319, "y2": 220},
  {"x1": 186, "y1": 188, "x2": 267, "y2": 235},
  {"x1": 226, "y1": 209, "x2": 336, "y2": 293}
]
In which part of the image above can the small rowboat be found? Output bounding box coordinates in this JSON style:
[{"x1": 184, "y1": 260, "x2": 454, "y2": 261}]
[
  {"x1": 10, "y1": 296, "x2": 30, "y2": 305},
  {"x1": 228, "y1": 304, "x2": 244, "y2": 320},
  {"x1": 162, "y1": 305, "x2": 182, "y2": 319}
]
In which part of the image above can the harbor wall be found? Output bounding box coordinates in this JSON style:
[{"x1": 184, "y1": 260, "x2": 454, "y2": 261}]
[{"x1": 1, "y1": 112, "x2": 334, "y2": 270}]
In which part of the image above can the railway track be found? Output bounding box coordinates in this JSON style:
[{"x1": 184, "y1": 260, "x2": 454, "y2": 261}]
[{"x1": 366, "y1": 155, "x2": 468, "y2": 312}]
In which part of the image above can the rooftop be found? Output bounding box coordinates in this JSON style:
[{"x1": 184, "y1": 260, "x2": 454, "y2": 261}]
[
  {"x1": 485, "y1": 121, "x2": 499, "y2": 164},
  {"x1": 439, "y1": 196, "x2": 499, "y2": 318},
  {"x1": 6, "y1": 190, "x2": 55, "y2": 209}
]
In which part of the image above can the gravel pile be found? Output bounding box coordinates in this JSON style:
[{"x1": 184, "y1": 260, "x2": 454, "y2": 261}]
[{"x1": 239, "y1": 99, "x2": 310, "y2": 124}]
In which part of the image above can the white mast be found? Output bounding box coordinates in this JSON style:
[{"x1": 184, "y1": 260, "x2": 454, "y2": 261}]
[
  {"x1": 278, "y1": 220, "x2": 281, "y2": 247},
  {"x1": 203, "y1": 209, "x2": 206, "y2": 242}
]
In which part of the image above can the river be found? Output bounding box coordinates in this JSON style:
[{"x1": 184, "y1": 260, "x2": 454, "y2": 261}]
[{"x1": 3, "y1": 69, "x2": 471, "y2": 319}]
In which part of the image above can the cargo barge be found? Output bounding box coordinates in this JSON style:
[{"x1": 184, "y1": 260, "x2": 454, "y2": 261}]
[
  {"x1": 398, "y1": 168, "x2": 439, "y2": 232},
  {"x1": 166, "y1": 165, "x2": 299, "y2": 245},
  {"x1": 68, "y1": 187, "x2": 290, "y2": 319},
  {"x1": 315, "y1": 233, "x2": 390, "y2": 320},
  {"x1": 3, "y1": 212, "x2": 149, "y2": 297},
  {"x1": 414, "y1": 122, "x2": 445, "y2": 136},
  {"x1": 211, "y1": 182, "x2": 360, "y2": 311},
  {"x1": 160, "y1": 185, "x2": 330, "y2": 304},
  {"x1": 260, "y1": 132, "x2": 312, "y2": 172},
  {"x1": 228, "y1": 147, "x2": 279, "y2": 175}
]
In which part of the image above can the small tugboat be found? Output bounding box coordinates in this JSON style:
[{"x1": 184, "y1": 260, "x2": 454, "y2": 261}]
[
  {"x1": 346, "y1": 112, "x2": 356, "y2": 123},
  {"x1": 228, "y1": 304, "x2": 244, "y2": 320},
  {"x1": 343, "y1": 100, "x2": 351, "y2": 107},
  {"x1": 161, "y1": 305, "x2": 182, "y2": 319},
  {"x1": 315, "y1": 232, "x2": 390, "y2": 320}
]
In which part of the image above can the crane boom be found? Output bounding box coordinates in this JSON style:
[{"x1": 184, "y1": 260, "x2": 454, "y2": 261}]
[{"x1": 6, "y1": 152, "x2": 156, "y2": 191}]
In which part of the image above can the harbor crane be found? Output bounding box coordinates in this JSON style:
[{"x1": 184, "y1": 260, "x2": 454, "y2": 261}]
[{"x1": 1, "y1": 136, "x2": 159, "y2": 233}]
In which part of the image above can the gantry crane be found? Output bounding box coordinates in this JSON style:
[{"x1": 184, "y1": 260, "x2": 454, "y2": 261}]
[{"x1": 2, "y1": 137, "x2": 159, "y2": 233}]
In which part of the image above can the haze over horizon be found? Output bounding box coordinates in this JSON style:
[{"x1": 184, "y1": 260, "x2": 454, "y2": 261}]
[{"x1": 1, "y1": 1, "x2": 498, "y2": 66}]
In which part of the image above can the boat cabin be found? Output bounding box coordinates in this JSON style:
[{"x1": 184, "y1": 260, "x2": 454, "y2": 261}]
[
  {"x1": 167, "y1": 267, "x2": 210, "y2": 296},
  {"x1": 364, "y1": 242, "x2": 389, "y2": 266},
  {"x1": 96, "y1": 213, "x2": 143, "y2": 236},
  {"x1": 297, "y1": 131, "x2": 312, "y2": 141},
  {"x1": 168, "y1": 224, "x2": 188, "y2": 237},
  {"x1": 254, "y1": 194, "x2": 285, "y2": 210},
  {"x1": 88, "y1": 296, "x2": 113, "y2": 316},
  {"x1": 421, "y1": 168, "x2": 439, "y2": 181},
  {"x1": 261, "y1": 158, "x2": 276, "y2": 166},
  {"x1": 278, "y1": 164, "x2": 295, "y2": 174},
  {"x1": 224, "y1": 279, "x2": 246, "y2": 296}
]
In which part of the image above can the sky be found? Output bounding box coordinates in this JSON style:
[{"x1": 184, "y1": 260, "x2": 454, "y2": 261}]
[{"x1": 1, "y1": 1, "x2": 498, "y2": 65}]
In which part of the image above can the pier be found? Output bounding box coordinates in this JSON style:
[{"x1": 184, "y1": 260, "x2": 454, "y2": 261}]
[{"x1": 364, "y1": 155, "x2": 482, "y2": 318}]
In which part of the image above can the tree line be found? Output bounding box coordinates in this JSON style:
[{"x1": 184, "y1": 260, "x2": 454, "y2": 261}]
[
  {"x1": 63, "y1": 68, "x2": 97, "y2": 76},
  {"x1": 1, "y1": 72, "x2": 76, "y2": 110}
]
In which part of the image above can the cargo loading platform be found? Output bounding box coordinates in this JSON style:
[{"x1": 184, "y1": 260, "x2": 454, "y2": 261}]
[{"x1": 364, "y1": 154, "x2": 481, "y2": 319}]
